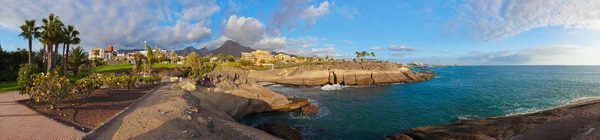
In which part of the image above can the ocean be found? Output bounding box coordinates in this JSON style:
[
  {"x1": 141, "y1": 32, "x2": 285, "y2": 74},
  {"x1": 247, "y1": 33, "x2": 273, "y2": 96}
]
[{"x1": 240, "y1": 66, "x2": 600, "y2": 139}]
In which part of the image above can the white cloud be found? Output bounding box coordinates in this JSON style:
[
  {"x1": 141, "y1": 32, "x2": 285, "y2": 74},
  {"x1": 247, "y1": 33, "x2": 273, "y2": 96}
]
[
  {"x1": 270, "y1": 0, "x2": 331, "y2": 33},
  {"x1": 301, "y1": 1, "x2": 330, "y2": 27},
  {"x1": 389, "y1": 45, "x2": 418, "y2": 51},
  {"x1": 336, "y1": 6, "x2": 359, "y2": 19},
  {"x1": 458, "y1": 45, "x2": 596, "y2": 63},
  {"x1": 338, "y1": 40, "x2": 354, "y2": 45},
  {"x1": 222, "y1": 15, "x2": 265, "y2": 45},
  {"x1": 456, "y1": 0, "x2": 600, "y2": 41},
  {"x1": 5, "y1": 38, "x2": 14, "y2": 40},
  {"x1": 287, "y1": 36, "x2": 320, "y2": 48},
  {"x1": 324, "y1": 44, "x2": 335, "y2": 47},
  {"x1": 0, "y1": 0, "x2": 220, "y2": 50},
  {"x1": 199, "y1": 36, "x2": 231, "y2": 49},
  {"x1": 223, "y1": 0, "x2": 241, "y2": 19},
  {"x1": 253, "y1": 37, "x2": 287, "y2": 50},
  {"x1": 369, "y1": 46, "x2": 384, "y2": 50},
  {"x1": 311, "y1": 47, "x2": 336, "y2": 54}
]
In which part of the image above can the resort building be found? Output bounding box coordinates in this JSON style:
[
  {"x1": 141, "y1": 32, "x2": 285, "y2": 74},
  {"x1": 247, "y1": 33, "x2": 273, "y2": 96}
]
[
  {"x1": 241, "y1": 50, "x2": 294, "y2": 64},
  {"x1": 89, "y1": 45, "x2": 118, "y2": 60}
]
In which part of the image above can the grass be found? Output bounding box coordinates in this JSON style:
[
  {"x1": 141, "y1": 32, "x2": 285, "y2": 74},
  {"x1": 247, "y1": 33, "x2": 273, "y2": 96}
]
[
  {"x1": 0, "y1": 82, "x2": 18, "y2": 93},
  {"x1": 94, "y1": 63, "x2": 182, "y2": 73},
  {"x1": 219, "y1": 62, "x2": 237, "y2": 66}
]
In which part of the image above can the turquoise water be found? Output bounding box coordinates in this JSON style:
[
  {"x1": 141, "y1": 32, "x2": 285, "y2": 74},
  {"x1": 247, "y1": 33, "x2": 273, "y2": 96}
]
[{"x1": 241, "y1": 66, "x2": 600, "y2": 139}]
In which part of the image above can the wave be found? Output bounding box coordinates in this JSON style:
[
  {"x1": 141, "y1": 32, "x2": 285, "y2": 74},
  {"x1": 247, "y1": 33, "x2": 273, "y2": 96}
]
[{"x1": 321, "y1": 84, "x2": 344, "y2": 90}]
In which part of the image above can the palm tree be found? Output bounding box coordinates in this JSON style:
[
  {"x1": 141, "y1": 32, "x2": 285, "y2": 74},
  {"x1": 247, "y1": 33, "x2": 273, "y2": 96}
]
[
  {"x1": 144, "y1": 45, "x2": 157, "y2": 73},
  {"x1": 355, "y1": 51, "x2": 360, "y2": 59},
  {"x1": 133, "y1": 52, "x2": 145, "y2": 74},
  {"x1": 62, "y1": 25, "x2": 80, "y2": 72},
  {"x1": 370, "y1": 52, "x2": 375, "y2": 58},
  {"x1": 360, "y1": 51, "x2": 368, "y2": 62},
  {"x1": 18, "y1": 20, "x2": 40, "y2": 65},
  {"x1": 68, "y1": 46, "x2": 88, "y2": 75},
  {"x1": 40, "y1": 13, "x2": 64, "y2": 72}
]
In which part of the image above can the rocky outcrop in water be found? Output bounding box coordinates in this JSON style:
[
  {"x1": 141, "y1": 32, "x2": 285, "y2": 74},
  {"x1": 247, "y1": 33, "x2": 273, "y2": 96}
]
[
  {"x1": 249, "y1": 62, "x2": 431, "y2": 86},
  {"x1": 189, "y1": 67, "x2": 313, "y2": 120},
  {"x1": 384, "y1": 98, "x2": 600, "y2": 140}
]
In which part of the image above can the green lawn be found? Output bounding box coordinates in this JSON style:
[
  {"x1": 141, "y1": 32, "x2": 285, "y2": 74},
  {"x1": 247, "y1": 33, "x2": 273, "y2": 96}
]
[
  {"x1": 0, "y1": 82, "x2": 18, "y2": 93},
  {"x1": 94, "y1": 63, "x2": 182, "y2": 73}
]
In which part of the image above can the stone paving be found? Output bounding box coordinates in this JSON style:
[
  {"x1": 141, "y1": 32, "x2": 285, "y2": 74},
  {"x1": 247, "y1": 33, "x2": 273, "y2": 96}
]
[{"x1": 0, "y1": 91, "x2": 85, "y2": 140}]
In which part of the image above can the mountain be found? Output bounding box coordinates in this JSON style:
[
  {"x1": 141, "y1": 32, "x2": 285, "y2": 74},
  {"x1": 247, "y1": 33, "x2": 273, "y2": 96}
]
[
  {"x1": 208, "y1": 40, "x2": 255, "y2": 58},
  {"x1": 176, "y1": 46, "x2": 209, "y2": 56}
]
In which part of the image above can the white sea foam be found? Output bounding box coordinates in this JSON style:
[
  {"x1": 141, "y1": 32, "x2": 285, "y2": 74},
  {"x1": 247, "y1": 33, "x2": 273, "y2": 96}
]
[
  {"x1": 320, "y1": 84, "x2": 343, "y2": 90},
  {"x1": 269, "y1": 84, "x2": 284, "y2": 87}
]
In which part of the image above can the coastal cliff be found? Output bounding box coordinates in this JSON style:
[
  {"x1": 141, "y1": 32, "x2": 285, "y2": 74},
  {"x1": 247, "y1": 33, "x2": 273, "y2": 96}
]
[
  {"x1": 249, "y1": 62, "x2": 432, "y2": 86},
  {"x1": 186, "y1": 67, "x2": 312, "y2": 120},
  {"x1": 384, "y1": 98, "x2": 600, "y2": 140}
]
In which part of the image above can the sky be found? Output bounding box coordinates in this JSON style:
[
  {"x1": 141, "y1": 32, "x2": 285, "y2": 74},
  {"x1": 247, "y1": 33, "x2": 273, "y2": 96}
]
[{"x1": 1, "y1": 0, "x2": 600, "y2": 65}]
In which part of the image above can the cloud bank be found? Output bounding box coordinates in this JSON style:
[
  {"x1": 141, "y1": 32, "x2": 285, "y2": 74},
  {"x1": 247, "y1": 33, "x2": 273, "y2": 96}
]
[
  {"x1": 456, "y1": 0, "x2": 600, "y2": 41},
  {"x1": 0, "y1": 0, "x2": 221, "y2": 50}
]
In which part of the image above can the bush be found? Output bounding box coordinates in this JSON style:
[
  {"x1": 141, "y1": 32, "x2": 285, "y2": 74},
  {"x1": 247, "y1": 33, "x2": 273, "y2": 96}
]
[
  {"x1": 239, "y1": 59, "x2": 253, "y2": 66},
  {"x1": 142, "y1": 75, "x2": 161, "y2": 84},
  {"x1": 187, "y1": 63, "x2": 217, "y2": 79},
  {"x1": 17, "y1": 64, "x2": 41, "y2": 102},
  {"x1": 75, "y1": 76, "x2": 101, "y2": 102},
  {"x1": 120, "y1": 75, "x2": 138, "y2": 90},
  {"x1": 30, "y1": 71, "x2": 73, "y2": 109},
  {"x1": 102, "y1": 74, "x2": 119, "y2": 94}
]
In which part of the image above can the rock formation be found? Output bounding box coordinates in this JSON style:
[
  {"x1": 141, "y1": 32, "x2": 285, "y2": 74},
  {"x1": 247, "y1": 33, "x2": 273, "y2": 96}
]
[
  {"x1": 248, "y1": 62, "x2": 431, "y2": 86},
  {"x1": 189, "y1": 67, "x2": 313, "y2": 120},
  {"x1": 384, "y1": 98, "x2": 600, "y2": 140}
]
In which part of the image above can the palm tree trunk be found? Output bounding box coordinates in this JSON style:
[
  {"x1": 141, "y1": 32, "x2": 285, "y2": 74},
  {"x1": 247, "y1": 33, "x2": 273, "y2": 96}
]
[
  {"x1": 65, "y1": 44, "x2": 70, "y2": 74},
  {"x1": 28, "y1": 39, "x2": 32, "y2": 65},
  {"x1": 54, "y1": 43, "x2": 59, "y2": 70},
  {"x1": 62, "y1": 43, "x2": 67, "y2": 73},
  {"x1": 47, "y1": 42, "x2": 53, "y2": 72}
]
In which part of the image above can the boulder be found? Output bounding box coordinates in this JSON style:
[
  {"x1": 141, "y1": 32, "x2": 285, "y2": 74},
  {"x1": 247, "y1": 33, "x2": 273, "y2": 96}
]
[
  {"x1": 255, "y1": 123, "x2": 303, "y2": 140},
  {"x1": 301, "y1": 102, "x2": 319, "y2": 115}
]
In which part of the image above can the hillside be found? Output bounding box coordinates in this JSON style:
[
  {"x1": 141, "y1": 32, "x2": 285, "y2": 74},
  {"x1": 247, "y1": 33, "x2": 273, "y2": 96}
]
[
  {"x1": 208, "y1": 40, "x2": 255, "y2": 58},
  {"x1": 176, "y1": 46, "x2": 209, "y2": 56}
]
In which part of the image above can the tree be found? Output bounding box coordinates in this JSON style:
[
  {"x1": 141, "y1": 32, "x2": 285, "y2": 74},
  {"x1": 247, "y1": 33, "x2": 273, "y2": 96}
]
[
  {"x1": 62, "y1": 25, "x2": 80, "y2": 73},
  {"x1": 170, "y1": 51, "x2": 177, "y2": 63},
  {"x1": 133, "y1": 52, "x2": 145, "y2": 74},
  {"x1": 355, "y1": 51, "x2": 360, "y2": 59},
  {"x1": 144, "y1": 45, "x2": 157, "y2": 72},
  {"x1": 226, "y1": 55, "x2": 235, "y2": 62},
  {"x1": 40, "y1": 13, "x2": 64, "y2": 72},
  {"x1": 68, "y1": 46, "x2": 88, "y2": 75},
  {"x1": 184, "y1": 52, "x2": 200, "y2": 68},
  {"x1": 216, "y1": 53, "x2": 224, "y2": 63},
  {"x1": 18, "y1": 20, "x2": 40, "y2": 65},
  {"x1": 370, "y1": 52, "x2": 375, "y2": 57}
]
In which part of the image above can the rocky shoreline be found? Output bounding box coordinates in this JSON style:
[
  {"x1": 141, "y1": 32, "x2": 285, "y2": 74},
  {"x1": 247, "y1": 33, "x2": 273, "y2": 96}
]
[
  {"x1": 87, "y1": 63, "x2": 432, "y2": 139},
  {"x1": 384, "y1": 97, "x2": 600, "y2": 140},
  {"x1": 249, "y1": 62, "x2": 432, "y2": 86}
]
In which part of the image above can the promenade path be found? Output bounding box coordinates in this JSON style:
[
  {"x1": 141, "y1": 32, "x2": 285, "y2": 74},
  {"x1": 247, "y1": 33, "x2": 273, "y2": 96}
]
[{"x1": 0, "y1": 91, "x2": 85, "y2": 140}]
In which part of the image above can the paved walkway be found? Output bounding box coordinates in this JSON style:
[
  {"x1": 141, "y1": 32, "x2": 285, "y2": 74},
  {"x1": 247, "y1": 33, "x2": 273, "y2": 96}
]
[{"x1": 0, "y1": 91, "x2": 85, "y2": 140}]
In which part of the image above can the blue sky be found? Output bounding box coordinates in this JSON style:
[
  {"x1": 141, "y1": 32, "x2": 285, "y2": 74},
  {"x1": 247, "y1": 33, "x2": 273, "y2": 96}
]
[{"x1": 1, "y1": 0, "x2": 600, "y2": 65}]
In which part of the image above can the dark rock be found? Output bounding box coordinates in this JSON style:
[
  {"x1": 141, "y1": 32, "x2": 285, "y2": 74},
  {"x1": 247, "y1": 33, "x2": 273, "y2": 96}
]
[
  {"x1": 301, "y1": 102, "x2": 319, "y2": 115},
  {"x1": 256, "y1": 123, "x2": 303, "y2": 140}
]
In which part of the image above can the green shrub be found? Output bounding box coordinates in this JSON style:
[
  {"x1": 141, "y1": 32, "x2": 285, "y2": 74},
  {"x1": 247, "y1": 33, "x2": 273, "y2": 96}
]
[
  {"x1": 239, "y1": 59, "x2": 253, "y2": 66},
  {"x1": 142, "y1": 75, "x2": 161, "y2": 84},
  {"x1": 75, "y1": 76, "x2": 101, "y2": 102},
  {"x1": 17, "y1": 64, "x2": 41, "y2": 102},
  {"x1": 120, "y1": 75, "x2": 138, "y2": 90},
  {"x1": 30, "y1": 71, "x2": 73, "y2": 109},
  {"x1": 102, "y1": 74, "x2": 119, "y2": 94}
]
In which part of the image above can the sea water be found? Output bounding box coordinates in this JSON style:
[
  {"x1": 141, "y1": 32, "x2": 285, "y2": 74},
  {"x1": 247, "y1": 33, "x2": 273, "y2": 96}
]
[{"x1": 240, "y1": 66, "x2": 600, "y2": 139}]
